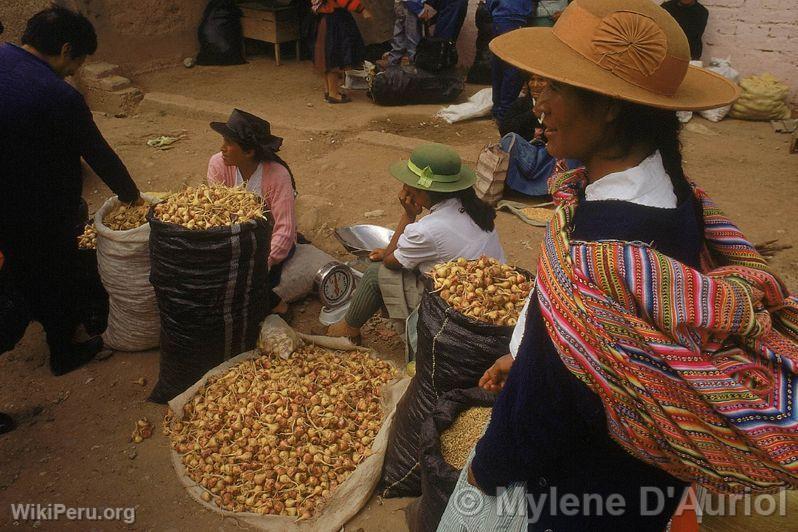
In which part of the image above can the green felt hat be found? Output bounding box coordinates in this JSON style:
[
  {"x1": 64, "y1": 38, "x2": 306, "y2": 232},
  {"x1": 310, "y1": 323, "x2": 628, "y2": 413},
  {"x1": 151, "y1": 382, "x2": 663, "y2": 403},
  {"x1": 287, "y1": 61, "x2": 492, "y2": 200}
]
[{"x1": 389, "y1": 143, "x2": 476, "y2": 193}]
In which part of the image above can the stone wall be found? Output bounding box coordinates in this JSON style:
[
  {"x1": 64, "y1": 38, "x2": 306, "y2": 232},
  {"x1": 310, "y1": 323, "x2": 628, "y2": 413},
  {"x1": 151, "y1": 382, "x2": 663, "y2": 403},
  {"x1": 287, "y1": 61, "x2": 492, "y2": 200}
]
[
  {"x1": 0, "y1": 0, "x2": 204, "y2": 75},
  {"x1": 698, "y1": 0, "x2": 797, "y2": 105},
  {"x1": 456, "y1": 0, "x2": 797, "y2": 106}
]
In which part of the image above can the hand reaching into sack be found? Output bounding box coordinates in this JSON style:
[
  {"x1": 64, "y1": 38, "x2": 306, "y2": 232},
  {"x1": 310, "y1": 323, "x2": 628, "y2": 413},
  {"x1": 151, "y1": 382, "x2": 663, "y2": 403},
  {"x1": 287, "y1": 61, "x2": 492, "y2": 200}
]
[{"x1": 479, "y1": 354, "x2": 514, "y2": 393}]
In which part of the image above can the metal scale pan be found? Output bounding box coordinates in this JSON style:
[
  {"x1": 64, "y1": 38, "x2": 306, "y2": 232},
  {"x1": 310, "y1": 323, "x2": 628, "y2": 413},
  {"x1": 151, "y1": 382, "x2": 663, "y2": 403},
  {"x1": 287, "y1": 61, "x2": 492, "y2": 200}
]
[{"x1": 334, "y1": 225, "x2": 394, "y2": 257}]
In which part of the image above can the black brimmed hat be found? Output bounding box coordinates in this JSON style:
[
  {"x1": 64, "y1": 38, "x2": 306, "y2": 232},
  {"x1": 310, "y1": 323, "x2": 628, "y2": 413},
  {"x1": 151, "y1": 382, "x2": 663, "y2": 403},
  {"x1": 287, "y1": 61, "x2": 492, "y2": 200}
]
[{"x1": 210, "y1": 109, "x2": 283, "y2": 152}]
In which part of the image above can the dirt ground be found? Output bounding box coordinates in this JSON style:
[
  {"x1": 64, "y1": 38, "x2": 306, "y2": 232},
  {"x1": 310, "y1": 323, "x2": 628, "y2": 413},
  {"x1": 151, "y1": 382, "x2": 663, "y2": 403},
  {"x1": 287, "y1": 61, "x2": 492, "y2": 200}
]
[{"x1": 1, "y1": 56, "x2": 797, "y2": 531}]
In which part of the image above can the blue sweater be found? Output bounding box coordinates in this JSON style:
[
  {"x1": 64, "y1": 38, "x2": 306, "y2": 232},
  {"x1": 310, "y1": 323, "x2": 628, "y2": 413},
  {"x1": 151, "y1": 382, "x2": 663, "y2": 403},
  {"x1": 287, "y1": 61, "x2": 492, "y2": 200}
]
[
  {"x1": 0, "y1": 43, "x2": 139, "y2": 247},
  {"x1": 487, "y1": 0, "x2": 535, "y2": 22},
  {"x1": 471, "y1": 196, "x2": 702, "y2": 530}
]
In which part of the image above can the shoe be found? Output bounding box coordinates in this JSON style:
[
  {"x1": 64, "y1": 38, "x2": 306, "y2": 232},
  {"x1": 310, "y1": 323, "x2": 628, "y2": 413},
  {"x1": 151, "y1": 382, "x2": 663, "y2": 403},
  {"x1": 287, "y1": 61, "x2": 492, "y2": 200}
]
[
  {"x1": 324, "y1": 93, "x2": 351, "y2": 104},
  {"x1": 50, "y1": 336, "x2": 103, "y2": 376},
  {"x1": 0, "y1": 413, "x2": 15, "y2": 435}
]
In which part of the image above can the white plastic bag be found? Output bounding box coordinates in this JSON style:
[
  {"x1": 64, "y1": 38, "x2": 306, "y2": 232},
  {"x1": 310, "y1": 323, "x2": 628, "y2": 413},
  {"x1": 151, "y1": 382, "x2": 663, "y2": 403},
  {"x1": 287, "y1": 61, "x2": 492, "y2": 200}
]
[
  {"x1": 435, "y1": 88, "x2": 493, "y2": 124},
  {"x1": 677, "y1": 60, "x2": 705, "y2": 123},
  {"x1": 257, "y1": 315, "x2": 302, "y2": 359},
  {"x1": 699, "y1": 57, "x2": 739, "y2": 122},
  {"x1": 95, "y1": 194, "x2": 160, "y2": 351}
]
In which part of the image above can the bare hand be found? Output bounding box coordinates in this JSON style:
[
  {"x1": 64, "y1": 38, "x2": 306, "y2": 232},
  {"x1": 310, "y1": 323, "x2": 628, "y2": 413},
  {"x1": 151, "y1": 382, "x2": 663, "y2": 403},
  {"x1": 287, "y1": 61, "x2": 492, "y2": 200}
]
[
  {"x1": 467, "y1": 465, "x2": 482, "y2": 490},
  {"x1": 418, "y1": 4, "x2": 437, "y2": 21},
  {"x1": 399, "y1": 189, "x2": 422, "y2": 219},
  {"x1": 479, "y1": 354, "x2": 514, "y2": 393},
  {"x1": 361, "y1": 8, "x2": 373, "y2": 19},
  {"x1": 369, "y1": 247, "x2": 386, "y2": 262}
]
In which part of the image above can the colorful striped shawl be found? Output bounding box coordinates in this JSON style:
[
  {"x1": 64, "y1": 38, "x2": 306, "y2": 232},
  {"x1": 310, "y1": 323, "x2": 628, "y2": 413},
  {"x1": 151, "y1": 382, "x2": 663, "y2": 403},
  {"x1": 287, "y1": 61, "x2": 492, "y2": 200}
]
[{"x1": 536, "y1": 168, "x2": 798, "y2": 494}]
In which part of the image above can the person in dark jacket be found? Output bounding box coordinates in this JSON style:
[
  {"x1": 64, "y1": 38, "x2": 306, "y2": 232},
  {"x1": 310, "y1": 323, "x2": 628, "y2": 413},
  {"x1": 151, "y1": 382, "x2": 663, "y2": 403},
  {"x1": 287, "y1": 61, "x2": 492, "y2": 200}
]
[
  {"x1": 661, "y1": 0, "x2": 709, "y2": 60},
  {"x1": 0, "y1": 7, "x2": 142, "y2": 376},
  {"x1": 437, "y1": 0, "x2": 752, "y2": 529},
  {"x1": 487, "y1": 0, "x2": 535, "y2": 121}
]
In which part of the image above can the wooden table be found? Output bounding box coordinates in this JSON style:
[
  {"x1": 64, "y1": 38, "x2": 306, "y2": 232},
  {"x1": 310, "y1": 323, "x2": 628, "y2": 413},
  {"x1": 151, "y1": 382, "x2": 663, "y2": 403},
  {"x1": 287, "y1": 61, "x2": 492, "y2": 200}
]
[{"x1": 239, "y1": 3, "x2": 301, "y2": 66}]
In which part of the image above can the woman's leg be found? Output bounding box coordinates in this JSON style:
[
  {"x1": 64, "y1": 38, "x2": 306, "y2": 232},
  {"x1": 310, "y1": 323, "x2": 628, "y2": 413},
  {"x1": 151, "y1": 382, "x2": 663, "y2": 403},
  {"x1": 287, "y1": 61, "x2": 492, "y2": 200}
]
[
  {"x1": 328, "y1": 263, "x2": 383, "y2": 337},
  {"x1": 326, "y1": 70, "x2": 342, "y2": 99}
]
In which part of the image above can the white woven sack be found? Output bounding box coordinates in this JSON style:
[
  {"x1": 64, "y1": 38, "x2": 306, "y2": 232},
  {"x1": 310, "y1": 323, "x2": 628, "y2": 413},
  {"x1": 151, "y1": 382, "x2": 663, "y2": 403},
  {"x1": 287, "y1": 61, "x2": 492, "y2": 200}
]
[{"x1": 95, "y1": 194, "x2": 160, "y2": 351}]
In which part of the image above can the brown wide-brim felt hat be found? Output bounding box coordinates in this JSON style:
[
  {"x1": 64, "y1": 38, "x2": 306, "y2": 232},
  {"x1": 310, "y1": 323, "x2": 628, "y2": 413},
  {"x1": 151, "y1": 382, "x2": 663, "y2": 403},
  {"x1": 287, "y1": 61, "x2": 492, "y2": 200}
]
[{"x1": 490, "y1": 0, "x2": 740, "y2": 111}]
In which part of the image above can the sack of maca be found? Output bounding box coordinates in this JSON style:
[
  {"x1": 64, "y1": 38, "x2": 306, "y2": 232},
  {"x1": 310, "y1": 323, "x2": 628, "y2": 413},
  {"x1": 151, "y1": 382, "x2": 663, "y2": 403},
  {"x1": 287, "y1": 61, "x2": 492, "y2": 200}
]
[
  {"x1": 95, "y1": 194, "x2": 161, "y2": 351},
  {"x1": 406, "y1": 387, "x2": 496, "y2": 532},
  {"x1": 380, "y1": 257, "x2": 531, "y2": 497},
  {"x1": 148, "y1": 185, "x2": 271, "y2": 403}
]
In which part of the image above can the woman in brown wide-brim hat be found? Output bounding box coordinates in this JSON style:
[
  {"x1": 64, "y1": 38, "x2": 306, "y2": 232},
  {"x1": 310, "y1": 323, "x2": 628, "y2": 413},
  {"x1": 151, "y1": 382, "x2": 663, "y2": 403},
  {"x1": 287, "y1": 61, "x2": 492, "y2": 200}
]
[{"x1": 436, "y1": 0, "x2": 798, "y2": 530}]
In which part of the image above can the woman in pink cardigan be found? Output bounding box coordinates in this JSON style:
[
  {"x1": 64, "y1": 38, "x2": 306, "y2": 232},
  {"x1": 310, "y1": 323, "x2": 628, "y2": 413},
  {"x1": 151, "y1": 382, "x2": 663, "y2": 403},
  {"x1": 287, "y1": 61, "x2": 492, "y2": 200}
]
[{"x1": 208, "y1": 109, "x2": 297, "y2": 315}]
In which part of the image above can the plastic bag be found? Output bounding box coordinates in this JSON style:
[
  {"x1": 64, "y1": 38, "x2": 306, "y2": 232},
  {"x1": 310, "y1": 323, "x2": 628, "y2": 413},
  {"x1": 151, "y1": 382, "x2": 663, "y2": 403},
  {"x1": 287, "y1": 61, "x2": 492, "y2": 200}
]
[
  {"x1": 466, "y1": 2, "x2": 494, "y2": 85},
  {"x1": 414, "y1": 38, "x2": 458, "y2": 73},
  {"x1": 370, "y1": 65, "x2": 464, "y2": 106},
  {"x1": 95, "y1": 194, "x2": 161, "y2": 351},
  {"x1": 148, "y1": 213, "x2": 271, "y2": 403},
  {"x1": 257, "y1": 315, "x2": 303, "y2": 359},
  {"x1": 196, "y1": 0, "x2": 246, "y2": 66},
  {"x1": 167, "y1": 336, "x2": 412, "y2": 532},
  {"x1": 406, "y1": 387, "x2": 496, "y2": 532},
  {"x1": 380, "y1": 289, "x2": 513, "y2": 497},
  {"x1": 436, "y1": 88, "x2": 493, "y2": 124},
  {"x1": 729, "y1": 73, "x2": 791, "y2": 121},
  {"x1": 699, "y1": 58, "x2": 739, "y2": 123}
]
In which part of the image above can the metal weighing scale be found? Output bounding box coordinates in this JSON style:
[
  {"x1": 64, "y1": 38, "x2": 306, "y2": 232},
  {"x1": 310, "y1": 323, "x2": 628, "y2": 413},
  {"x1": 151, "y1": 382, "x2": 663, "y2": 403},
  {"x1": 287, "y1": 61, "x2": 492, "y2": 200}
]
[{"x1": 314, "y1": 224, "x2": 394, "y2": 325}]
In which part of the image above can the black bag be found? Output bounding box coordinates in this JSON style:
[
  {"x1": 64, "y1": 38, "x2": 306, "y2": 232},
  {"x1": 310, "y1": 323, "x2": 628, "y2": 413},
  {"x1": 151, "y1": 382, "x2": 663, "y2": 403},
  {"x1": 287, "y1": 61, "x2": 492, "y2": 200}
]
[
  {"x1": 466, "y1": 2, "x2": 494, "y2": 85},
  {"x1": 147, "y1": 213, "x2": 271, "y2": 403},
  {"x1": 196, "y1": 0, "x2": 246, "y2": 66},
  {"x1": 414, "y1": 37, "x2": 458, "y2": 73},
  {"x1": 370, "y1": 65, "x2": 464, "y2": 106},
  {"x1": 406, "y1": 387, "x2": 497, "y2": 532},
  {"x1": 380, "y1": 289, "x2": 513, "y2": 497}
]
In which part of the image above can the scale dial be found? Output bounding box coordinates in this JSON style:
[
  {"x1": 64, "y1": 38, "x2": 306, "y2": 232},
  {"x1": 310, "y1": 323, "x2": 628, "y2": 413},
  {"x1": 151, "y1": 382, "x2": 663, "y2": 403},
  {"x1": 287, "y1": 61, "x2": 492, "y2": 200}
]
[{"x1": 316, "y1": 262, "x2": 355, "y2": 308}]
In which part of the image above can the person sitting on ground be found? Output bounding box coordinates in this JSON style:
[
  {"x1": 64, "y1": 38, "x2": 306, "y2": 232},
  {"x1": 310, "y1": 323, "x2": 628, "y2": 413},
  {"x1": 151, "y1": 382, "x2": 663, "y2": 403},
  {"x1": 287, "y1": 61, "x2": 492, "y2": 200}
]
[
  {"x1": 499, "y1": 75, "x2": 580, "y2": 196},
  {"x1": 385, "y1": 0, "x2": 424, "y2": 66},
  {"x1": 207, "y1": 109, "x2": 297, "y2": 316},
  {"x1": 327, "y1": 143, "x2": 505, "y2": 343},
  {"x1": 661, "y1": 0, "x2": 709, "y2": 60},
  {"x1": 439, "y1": 0, "x2": 797, "y2": 529}
]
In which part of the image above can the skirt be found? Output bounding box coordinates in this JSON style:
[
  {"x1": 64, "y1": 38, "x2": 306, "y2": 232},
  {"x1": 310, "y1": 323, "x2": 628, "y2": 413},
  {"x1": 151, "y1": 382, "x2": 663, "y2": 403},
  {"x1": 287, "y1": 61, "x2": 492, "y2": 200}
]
[{"x1": 314, "y1": 9, "x2": 365, "y2": 72}]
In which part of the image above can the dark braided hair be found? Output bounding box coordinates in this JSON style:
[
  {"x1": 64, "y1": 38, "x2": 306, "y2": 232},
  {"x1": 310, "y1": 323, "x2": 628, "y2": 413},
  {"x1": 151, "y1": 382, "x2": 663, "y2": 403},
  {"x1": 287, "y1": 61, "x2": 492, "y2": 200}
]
[
  {"x1": 427, "y1": 187, "x2": 496, "y2": 232},
  {"x1": 574, "y1": 88, "x2": 690, "y2": 202},
  {"x1": 238, "y1": 141, "x2": 297, "y2": 194}
]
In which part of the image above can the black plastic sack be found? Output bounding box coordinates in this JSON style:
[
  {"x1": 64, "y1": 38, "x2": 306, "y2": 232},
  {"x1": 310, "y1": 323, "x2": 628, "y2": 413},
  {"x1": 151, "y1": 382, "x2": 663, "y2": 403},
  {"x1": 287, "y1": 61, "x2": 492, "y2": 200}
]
[
  {"x1": 466, "y1": 2, "x2": 494, "y2": 85},
  {"x1": 370, "y1": 65, "x2": 464, "y2": 106},
  {"x1": 196, "y1": 0, "x2": 246, "y2": 66},
  {"x1": 414, "y1": 38, "x2": 458, "y2": 73},
  {"x1": 406, "y1": 387, "x2": 496, "y2": 532},
  {"x1": 380, "y1": 289, "x2": 512, "y2": 497},
  {"x1": 147, "y1": 213, "x2": 271, "y2": 403}
]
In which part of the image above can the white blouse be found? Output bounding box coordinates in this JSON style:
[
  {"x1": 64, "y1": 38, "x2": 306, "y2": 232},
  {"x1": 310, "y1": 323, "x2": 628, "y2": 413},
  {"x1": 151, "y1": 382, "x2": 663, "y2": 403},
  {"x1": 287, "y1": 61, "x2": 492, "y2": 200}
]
[
  {"x1": 509, "y1": 151, "x2": 677, "y2": 358},
  {"x1": 393, "y1": 198, "x2": 506, "y2": 274}
]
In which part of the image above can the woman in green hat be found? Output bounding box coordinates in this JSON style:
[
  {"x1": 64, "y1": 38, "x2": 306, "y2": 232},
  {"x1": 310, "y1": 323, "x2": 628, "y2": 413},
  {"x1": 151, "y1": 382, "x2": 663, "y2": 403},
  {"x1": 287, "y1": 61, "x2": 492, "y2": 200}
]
[{"x1": 327, "y1": 143, "x2": 505, "y2": 343}]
